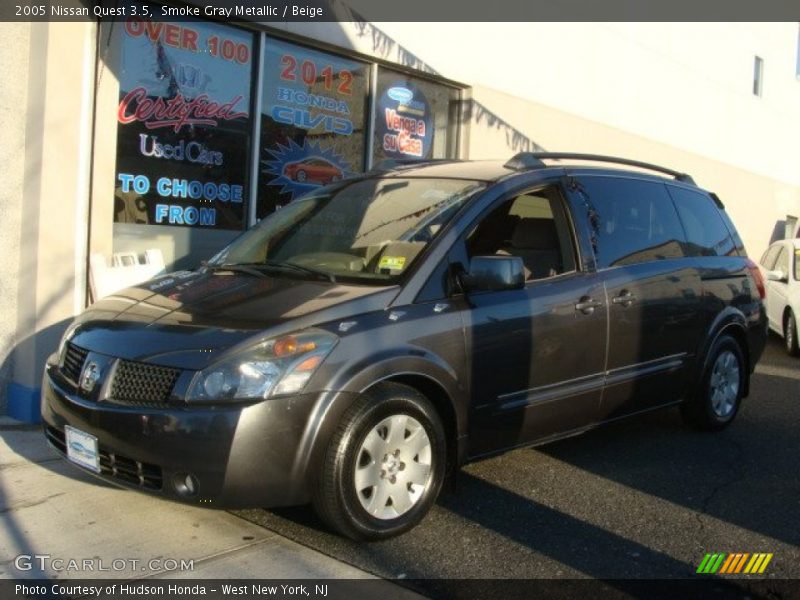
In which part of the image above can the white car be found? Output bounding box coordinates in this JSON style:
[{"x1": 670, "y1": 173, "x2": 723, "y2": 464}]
[{"x1": 759, "y1": 238, "x2": 800, "y2": 355}]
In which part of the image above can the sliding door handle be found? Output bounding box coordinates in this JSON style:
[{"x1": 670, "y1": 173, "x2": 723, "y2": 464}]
[{"x1": 575, "y1": 297, "x2": 603, "y2": 315}]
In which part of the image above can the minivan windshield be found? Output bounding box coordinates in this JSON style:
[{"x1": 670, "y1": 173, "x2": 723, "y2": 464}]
[{"x1": 207, "y1": 177, "x2": 485, "y2": 285}]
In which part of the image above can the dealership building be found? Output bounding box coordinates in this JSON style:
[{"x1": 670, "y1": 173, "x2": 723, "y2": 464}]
[{"x1": 1, "y1": 12, "x2": 799, "y2": 420}]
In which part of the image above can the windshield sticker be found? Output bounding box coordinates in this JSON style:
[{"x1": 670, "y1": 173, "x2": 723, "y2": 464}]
[{"x1": 378, "y1": 256, "x2": 407, "y2": 271}]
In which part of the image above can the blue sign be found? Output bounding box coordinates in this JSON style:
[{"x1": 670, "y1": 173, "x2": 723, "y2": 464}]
[{"x1": 376, "y1": 82, "x2": 433, "y2": 159}]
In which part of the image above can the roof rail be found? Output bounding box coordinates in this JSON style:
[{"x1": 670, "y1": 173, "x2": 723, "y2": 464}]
[
  {"x1": 504, "y1": 152, "x2": 696, "y2": 185},
  {"x1": 368, "y1": 158, "x2": 461, "y2": 174}
]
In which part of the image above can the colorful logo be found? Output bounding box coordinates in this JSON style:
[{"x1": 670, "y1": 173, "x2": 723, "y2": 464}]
[
  {"x1": 696, "y1": 553, "x2": 773, "y2": 575},
  {"x1": 387, "y1": 86, "x2": 414, "y2": 104},
  {"x1": 261, "y1": 138, "x2": 351, "y2": 201}
]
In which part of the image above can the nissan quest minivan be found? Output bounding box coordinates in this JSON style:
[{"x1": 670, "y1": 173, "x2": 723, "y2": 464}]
[{"x1": 42, "y1": 153, "x2": 768, "y2": 540}]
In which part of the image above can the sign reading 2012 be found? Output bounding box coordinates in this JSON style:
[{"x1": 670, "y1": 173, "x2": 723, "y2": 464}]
[{"x1": 271, "y1": 53, "x2": 355, "y2": 136}]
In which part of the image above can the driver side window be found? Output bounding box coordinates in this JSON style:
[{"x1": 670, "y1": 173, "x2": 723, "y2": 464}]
[
  {"x1": 466, "y1": 186, "x2": 577, "y2": 280},
  {"x1": 775, "y1": 247, "x2": 789, "y2": 277}
]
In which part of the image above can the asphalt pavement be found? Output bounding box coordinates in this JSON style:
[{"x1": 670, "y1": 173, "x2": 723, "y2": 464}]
[{"x1": 234, "y1": 335, "x2": 800, "y2": 586}]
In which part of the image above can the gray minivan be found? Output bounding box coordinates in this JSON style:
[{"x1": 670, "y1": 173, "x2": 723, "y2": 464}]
[{"x1": 42, "y1": 153, "x2": 768, "y2": 540}]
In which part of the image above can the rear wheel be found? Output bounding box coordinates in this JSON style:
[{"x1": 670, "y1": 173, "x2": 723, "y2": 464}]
[
  {"x1": 681, "y1": 334, "x2": 745, "y2": 430},
  {"x1": 312, "y1": 382, "x2": 445, "y2": 541},
  {"x1": 784, "y1": 311, "x2": 799, "y2": 356}
]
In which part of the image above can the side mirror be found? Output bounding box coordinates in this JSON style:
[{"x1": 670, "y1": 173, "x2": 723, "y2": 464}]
[
  {"x1": 460, "y1": 256, "x2": 525, "y2": 293},
  {"x1": 766, "y1": 269, "x2": 788, "y2": 283}
]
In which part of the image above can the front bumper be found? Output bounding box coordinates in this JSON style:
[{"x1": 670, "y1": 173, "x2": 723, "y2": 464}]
[{"x1": 41, "y1": 362, "x2": 346, "y2": 508}]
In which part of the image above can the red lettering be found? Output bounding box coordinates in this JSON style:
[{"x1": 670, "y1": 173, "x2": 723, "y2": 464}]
[
  {"x1": 384, "y1": 109, "x2": 423, "y2": 135},
  {"x1": 164, "y1": 24, "x2": 180, "y2": 48},
  {"x1": 144, "y1": 22, "x2": 163, "y2": 42},
  {"x1": 181, "y1": 27, "x2": 198, "y2": 52},
  {"x1": 124, "y1": 17, "x2": 144, "y2": 37},
  {"x1": 117, "y1": 87, "x2": 248, "y2": 133}
]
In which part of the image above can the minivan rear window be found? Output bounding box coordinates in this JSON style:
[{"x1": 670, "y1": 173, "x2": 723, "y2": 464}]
[
  {"x1": 575, "y1": 176, "x2": 686, "y2": 269},
  {"x1": 668, "y1": 187, "x2": 737, "y2": 257}
]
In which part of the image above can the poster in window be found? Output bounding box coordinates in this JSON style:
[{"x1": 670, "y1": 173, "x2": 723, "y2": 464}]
[
  {"x1": 375, "y1": 82, "x2": 432, "y2": 160},
  {"x1": 372, "y1": 70, "x2": 460, "y2": 166},
  {"x1": 257, "y1": 39, "x2": 370, "y2": 219},
  {"x1": 114, "y1": 10, "x2": 254, "y2": 230}
]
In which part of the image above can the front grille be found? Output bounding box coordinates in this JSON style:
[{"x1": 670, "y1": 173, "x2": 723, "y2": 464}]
[
  {"x1": 45, "y1": 426, "x2": 163, "y2": 491},
  {"x1": 110, "y1": 360, "x2": 180, "y2": 405},
  {"x1": 45, "y1": 424, "x2": 67, "y2": 454},
  {"x1": 62, "y1": 343, "x2": 88, "y2": 383}
]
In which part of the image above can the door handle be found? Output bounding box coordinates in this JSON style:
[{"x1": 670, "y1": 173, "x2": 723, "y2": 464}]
[
  {"x1": 575, "y1": 297, "x2": 603, "y2": 315},
  {"x1": 612, "y1": 290, "x2": 637, "y2": 307}
]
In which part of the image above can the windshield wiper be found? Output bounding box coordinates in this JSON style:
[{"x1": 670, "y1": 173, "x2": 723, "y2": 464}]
[
  {"x1": 204, "y1": 263, "x2": 269, "y2": 278},
  {"x1": 262, "y1": 260, "x2": 336, "y2": 283},
  {"x1": 205, "y1": 261, "x2": 335, "y2": 283}
]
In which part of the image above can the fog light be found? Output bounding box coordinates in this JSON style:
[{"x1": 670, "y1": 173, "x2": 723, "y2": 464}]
[{"x1": 173, "y1": 473, "x2": 199, "y2": 497}]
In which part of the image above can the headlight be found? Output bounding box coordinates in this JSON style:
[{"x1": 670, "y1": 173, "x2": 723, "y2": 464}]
[{"x1": 185, "y1": 329, "x2": 337, "y2": 403}]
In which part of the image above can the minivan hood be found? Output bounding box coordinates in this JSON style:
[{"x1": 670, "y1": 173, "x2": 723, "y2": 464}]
[{"x1": 69, "y1": 270, "x2": 398, "y2": 369}]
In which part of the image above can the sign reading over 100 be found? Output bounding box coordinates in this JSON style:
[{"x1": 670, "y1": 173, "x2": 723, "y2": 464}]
[{"x1": 124, "y1": 18, "x2": 250, "y2": 65}]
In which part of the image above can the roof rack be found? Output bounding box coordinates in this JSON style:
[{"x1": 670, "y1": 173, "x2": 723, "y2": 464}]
[
  {"x1": 504, "y1": 152, "x2": 696, "y2": 185},
  {"x1": 368, "y1": 158, "x2": 461, "y2": 174}
]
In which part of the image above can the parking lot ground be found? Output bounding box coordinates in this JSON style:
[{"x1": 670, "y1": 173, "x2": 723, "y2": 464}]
[{"x1": 234, "y1": 336, "x2": 800, "y2": 585}]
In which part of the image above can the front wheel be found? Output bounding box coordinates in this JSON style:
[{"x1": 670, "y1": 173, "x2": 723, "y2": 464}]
[
  {"x1": 312, "y1": 382, "x2": 446, "y2": 541},
  {"x1": 784, "y1": 311, "x2": 799, "y2": 356},
  {"x1": 681, "y1": 334, "x2": 745, "y2": 431}
]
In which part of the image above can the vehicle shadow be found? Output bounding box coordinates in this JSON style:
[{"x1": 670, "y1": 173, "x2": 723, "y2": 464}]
[
  {"x1": 0, "y1": 422, "x2": 115, "y2": 490},
  {"x1": 233, "y1": 340, "x2": 798, "y2": 585},
  {"x1": 534, "y1": 340, "x2": 800, "y2": 550}
]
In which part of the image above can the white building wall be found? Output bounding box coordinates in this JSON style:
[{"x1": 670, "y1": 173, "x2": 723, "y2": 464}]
[
  {"x1": 281, "y1": 21, "x2": 800, "y2": 257},
  {"x1": 285, "y1": 22, "x2": 800, "y2": 187},
  {"x1": 0, "y1": 22, "x2": 31, "y2": 413}
]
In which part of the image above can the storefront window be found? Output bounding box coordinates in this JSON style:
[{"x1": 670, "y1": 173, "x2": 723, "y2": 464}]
[
  {"x1": 115, "y1": 14, "x2": 255, "y2": 231},
  {"x1": 372, "y1": 69, "x2": 460, "y2": 166},
  {"x1": 256, "y1": 38, "x2": 370, "y2": 219},
  {"x1": 99, "y1": 16, "x2": 462, "y2": 274}
]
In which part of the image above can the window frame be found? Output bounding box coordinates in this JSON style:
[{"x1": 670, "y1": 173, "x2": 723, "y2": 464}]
[
  {"x1": 462, "y1": 182, "x2": 582, "y2": 286},
  {"x1": 573, "y1": 175, "x2": 690, "y2": 271}
]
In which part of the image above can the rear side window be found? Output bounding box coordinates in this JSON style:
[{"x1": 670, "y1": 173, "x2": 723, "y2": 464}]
[
  {"x1": 575, "y1": 176, "x2": 686, "y2": 269},
  {"x1": 667, "y1": 187, "x2": 737, "y2": 257}
]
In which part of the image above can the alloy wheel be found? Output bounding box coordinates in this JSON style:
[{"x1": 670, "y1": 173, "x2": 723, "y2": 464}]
[
  {"x1": 354, "y1": 414, "x2": 432, "y2": 520},
  {"x1": 709, "y1": 350, "x2": 740, "y2": 418}
]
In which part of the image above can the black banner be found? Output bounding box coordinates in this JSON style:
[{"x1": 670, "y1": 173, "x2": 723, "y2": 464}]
[
  {"x1": 2, "y1": 0, "x2": 799, "y2": 22},
  {"x1": 5, "y1": 579, "x2": 800, "y2": 600}
]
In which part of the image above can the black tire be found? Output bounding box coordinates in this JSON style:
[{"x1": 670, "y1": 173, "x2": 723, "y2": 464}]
[
  {"x1": 312, "y1": 382, "x2": 446, "y2": 541},
  {"x1": 784, "y1": 311, "x2": 799, "y2": 356},
  {"x1": 296, "y1": 170, "x2": 307, "y2": 182},
  {"x1": 681, "y1": 334, "x2": 745, "y2": 431}
]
